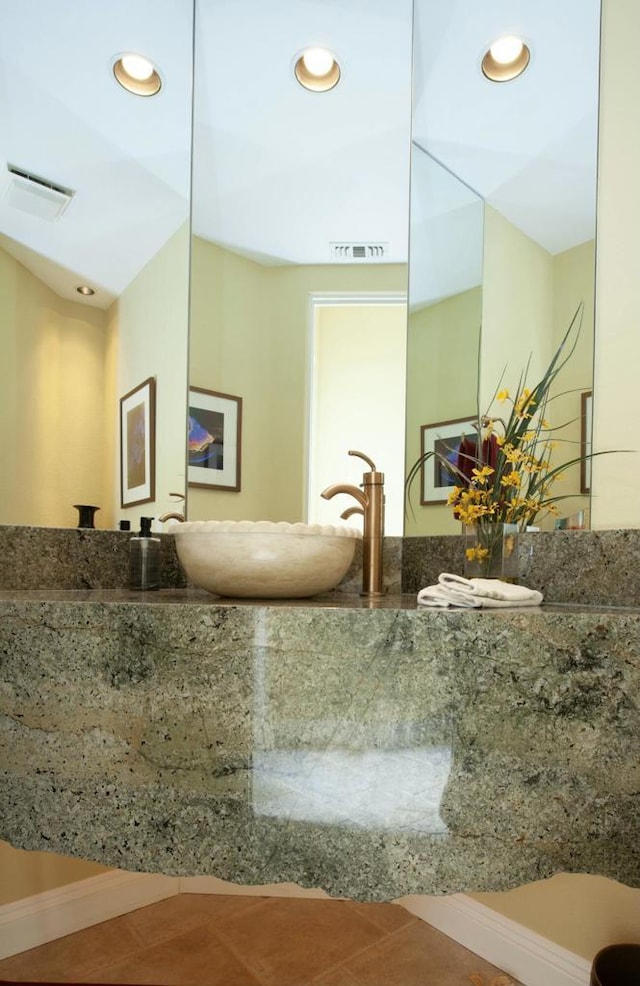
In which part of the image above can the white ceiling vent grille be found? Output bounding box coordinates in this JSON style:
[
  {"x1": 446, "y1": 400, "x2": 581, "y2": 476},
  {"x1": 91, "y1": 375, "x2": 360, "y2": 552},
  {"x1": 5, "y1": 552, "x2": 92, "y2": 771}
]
[
  {"x1": 3, "y1": 165, "x2": 75, "y2": 221},
  {"x1": 330, "y1": 242, "x2": 389, "y2": 261}
]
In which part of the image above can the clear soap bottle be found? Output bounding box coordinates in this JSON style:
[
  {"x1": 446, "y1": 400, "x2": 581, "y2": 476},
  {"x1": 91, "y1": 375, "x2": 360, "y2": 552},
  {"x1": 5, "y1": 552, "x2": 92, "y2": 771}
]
[{"x1": 129, "y1": 517, "x2": 161, "y2": 590}]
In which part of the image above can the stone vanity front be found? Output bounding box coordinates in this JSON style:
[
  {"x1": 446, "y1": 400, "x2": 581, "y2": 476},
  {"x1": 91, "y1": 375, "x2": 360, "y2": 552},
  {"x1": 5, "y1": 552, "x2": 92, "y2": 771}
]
[{"x1": 1, "y1": 589, "x2": 639, "y2": 900}]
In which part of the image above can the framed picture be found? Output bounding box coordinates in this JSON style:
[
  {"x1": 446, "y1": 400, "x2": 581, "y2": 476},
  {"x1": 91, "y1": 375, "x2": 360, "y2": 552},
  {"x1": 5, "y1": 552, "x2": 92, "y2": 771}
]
[
  {"x1": 420, "y1": 416, "x2": 477, "y2": 504},
  {"x1": 580, "y1": 390, "x2": 593, "y2": 494},
  {"x1": 120, "y1": 377, "x2": 156, "y2": 508},
  {"x1": 188, "y1": 387, "x2": 242, "y2": 491}
]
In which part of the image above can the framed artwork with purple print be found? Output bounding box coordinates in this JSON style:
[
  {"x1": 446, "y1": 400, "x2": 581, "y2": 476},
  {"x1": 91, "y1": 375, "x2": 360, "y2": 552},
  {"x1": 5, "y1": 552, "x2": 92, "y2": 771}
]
[{"x1": 188, "y1": 387, "x2": 242, "y2": 491}]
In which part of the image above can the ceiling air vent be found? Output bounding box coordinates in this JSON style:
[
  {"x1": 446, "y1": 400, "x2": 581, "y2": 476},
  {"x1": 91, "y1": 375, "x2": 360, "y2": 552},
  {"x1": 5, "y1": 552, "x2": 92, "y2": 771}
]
[
  {"x1": 330, "y1": 242, "x2": 389, "y2": 261},
  {"x1": 3, "y1": 165, "x2": 75, "y2": 221}
]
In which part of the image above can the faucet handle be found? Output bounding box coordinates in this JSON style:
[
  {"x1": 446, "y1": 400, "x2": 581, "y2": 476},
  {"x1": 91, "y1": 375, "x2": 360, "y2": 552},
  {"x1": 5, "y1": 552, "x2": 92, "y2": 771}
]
[{"x1": 348, "y1": 449, "x2": 377, "y2": 471}]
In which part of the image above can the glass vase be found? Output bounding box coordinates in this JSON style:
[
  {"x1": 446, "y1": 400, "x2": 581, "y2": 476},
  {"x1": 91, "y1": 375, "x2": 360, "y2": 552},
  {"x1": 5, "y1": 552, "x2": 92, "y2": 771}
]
[{"x1": 464, "y1": 522, "x2": 519, "y2": 581}]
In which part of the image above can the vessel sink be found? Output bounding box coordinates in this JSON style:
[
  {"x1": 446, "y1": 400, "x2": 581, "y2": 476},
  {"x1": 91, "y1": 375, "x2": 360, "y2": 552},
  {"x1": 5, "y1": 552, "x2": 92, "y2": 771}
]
[{"x1": 171, "y1": 520, "x2": 361, "y2": 598}]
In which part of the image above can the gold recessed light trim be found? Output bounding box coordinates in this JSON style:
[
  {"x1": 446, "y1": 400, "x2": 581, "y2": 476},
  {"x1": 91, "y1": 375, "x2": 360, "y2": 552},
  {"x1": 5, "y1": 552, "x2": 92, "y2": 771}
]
[
  {"x1": 76, "y1": 285, "x2": 95, "y2": 296},
  {"x1": 294, "y1": 47, "x2": 341, "y2": 92},
  {"x1": 482, "y1": 35, "x2": 530, "y2": 82},
  {"x1": 113, "y1": 53, "x2": 162, "y2": 96}
]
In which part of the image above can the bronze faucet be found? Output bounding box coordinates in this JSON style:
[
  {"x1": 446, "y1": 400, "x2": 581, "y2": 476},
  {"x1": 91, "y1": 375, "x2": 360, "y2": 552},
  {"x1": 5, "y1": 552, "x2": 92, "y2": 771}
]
[
  {"x1": 321, "y1": 450, "x2": 385, "y2": 597},
  {"x1": 158, "y1": 492, "x2": 185, "y2": 524}
]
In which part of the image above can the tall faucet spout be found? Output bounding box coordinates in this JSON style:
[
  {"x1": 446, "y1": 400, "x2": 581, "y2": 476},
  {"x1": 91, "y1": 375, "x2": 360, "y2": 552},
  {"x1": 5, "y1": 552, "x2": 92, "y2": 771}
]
[
  {"x1": 320, "y1": 453, "x2": 386, "y2": 597},
  {"x1": 321, "y1": 483, "x2": 368, "y2": 510}
]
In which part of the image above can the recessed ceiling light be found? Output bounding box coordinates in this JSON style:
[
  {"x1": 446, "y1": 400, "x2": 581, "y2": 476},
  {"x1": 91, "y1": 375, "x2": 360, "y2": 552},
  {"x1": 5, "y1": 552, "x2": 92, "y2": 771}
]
[
  {"x1": 76, "y1": 285, "x2": 95, "y2": 296},
  {"x1": 482, "y1": 35, "x2": 530, "y2": 82},
  {"x1": 294, "y1": 47, "x2": 341, "y2": 92},
  {"x1": 113, "y1": 53, "x2": 162, "y2": 96}
]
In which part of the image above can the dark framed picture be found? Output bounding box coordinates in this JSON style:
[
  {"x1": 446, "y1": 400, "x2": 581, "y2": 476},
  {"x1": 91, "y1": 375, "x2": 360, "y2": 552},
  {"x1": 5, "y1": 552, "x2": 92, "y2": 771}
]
[
  {"x1": 188, "y1": 387, "x2": 242, "y2": 491},
  {"x1": 420, "y1": 416, "x2": 477, "y2": 504},
  {"x1": 120, "y1": 377, "x2": 156, "y2": 508},
  {"x1": 581, "y1": 390, "x2": 593, "y2": 494}
]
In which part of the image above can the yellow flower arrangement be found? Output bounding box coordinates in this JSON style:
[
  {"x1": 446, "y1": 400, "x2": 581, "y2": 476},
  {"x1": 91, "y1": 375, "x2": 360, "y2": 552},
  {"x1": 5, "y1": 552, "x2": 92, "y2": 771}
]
[{"x1": 406, "y1": 304, "x2": 597, "y2": 577}]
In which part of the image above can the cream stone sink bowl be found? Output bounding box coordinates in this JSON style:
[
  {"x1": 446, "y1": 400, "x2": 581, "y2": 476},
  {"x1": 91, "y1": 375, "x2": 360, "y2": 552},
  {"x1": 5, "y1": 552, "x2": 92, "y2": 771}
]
[{"x1": 171, "y1": 520, "x2": 361, "y2": 598}]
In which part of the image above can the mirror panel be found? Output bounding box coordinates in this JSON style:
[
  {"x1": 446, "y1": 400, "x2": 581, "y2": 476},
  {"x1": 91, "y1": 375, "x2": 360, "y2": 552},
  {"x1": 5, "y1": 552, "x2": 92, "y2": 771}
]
[
  {"x1": 407, "y1": 0, "x2": 600, "y2": 534},
  {"x1": 0, "y1": 0, "x2": 193, "y2": 530},
  {"x1": 188, "y1": 0, "x2": 413, "y2": 526},
  {"x1": 404, "y1": 144, "x2": 484, "y2": 535}
]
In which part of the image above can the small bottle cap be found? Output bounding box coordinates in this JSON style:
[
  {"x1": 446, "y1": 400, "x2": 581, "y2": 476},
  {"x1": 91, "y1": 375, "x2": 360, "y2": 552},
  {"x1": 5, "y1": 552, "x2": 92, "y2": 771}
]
[{"x1": 140, "y1": 517, "x2": 154, "y2": 537}]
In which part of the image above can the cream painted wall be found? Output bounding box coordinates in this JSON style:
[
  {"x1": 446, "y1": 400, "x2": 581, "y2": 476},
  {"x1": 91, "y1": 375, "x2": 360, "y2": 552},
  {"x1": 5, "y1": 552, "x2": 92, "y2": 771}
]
[
  {"x1": 309, "y1": 303, "x2": 407, "y2": 535},
  {"x1": 480, "y1": 205, "x2": 555, "y2": 413},
  {"x1": 188, "y1": 236, "x2": 407, "y2": 523},
  {"x1": 0, "y1": 246, "x2": 111, "y2": 528},
  {"x1": 0, "y1": 841, "x2": 109, "y2": 907},
  {"x1": 547, "y1": 240, "x2": 596, "y2": 525},
  {"x1": 472, "y1": 874, "x2": 640, "y2": 963},
  {"x1": 404, "y1": 287, "x2": 482, "y2": 536},
  {"x1": 109, "y1": 223, "x2": 190, "y2": 530},
  {"x1": 591, "y1": 0, "x2": 640, "y2": 528}
]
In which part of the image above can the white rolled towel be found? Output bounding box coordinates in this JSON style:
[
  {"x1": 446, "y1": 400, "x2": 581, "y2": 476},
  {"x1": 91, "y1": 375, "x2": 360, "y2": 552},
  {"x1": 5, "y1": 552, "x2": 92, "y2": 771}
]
[{"x1": 417, "y1": 572, "x2": 543, "y2": 609}]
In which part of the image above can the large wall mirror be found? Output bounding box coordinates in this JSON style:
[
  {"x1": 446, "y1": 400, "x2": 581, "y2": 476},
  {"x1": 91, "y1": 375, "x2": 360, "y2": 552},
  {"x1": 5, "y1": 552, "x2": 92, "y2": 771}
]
[
  {"x1": 1, "y1": 0, "x2": 602, "y2": 540},
  {"x1": 187, "y1": 0, "x2": 413, "y2": 535},
  {"x1": 406, "y1": 0, "x2": 601, "y2": 535},
  {"x1": 0, "y1": 0, "x2": 193, "y2": 530}
]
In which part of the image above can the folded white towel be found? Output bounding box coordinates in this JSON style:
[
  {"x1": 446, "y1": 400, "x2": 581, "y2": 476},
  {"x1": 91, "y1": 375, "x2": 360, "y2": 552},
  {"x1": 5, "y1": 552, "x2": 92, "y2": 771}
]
[{"x1": 417, "y1": 572, "x2": 543, "y2": 609}]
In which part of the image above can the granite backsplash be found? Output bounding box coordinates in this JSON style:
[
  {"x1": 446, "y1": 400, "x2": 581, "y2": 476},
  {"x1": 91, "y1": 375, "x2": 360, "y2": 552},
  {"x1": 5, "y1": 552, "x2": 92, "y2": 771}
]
[{"x1": 1, "y1": 524, "x2": 639, "y2": 607}]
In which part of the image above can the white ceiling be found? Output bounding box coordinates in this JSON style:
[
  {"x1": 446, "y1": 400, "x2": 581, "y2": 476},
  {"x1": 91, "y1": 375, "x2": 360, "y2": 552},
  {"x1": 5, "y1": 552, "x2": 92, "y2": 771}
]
[{"x1": 0, "y1": 0, "x2": 600, "y2": 309}]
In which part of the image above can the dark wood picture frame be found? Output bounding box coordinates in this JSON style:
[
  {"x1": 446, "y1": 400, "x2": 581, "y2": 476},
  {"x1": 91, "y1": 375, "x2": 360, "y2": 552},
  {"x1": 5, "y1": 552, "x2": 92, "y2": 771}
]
[
  {"x1": 120, "y1": 376, "x2": 156, "y2": 508},
  {"x1": 420, "y1": 415, "x2": 477, "y2": 505},
  {"x1": 188, "y1": 386, "x2": 242, "y2": 492}
]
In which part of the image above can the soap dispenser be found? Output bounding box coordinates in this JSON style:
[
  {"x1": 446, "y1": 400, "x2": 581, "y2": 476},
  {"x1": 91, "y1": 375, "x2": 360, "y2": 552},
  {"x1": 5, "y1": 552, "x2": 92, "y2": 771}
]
[{"x1": 129, "y1": 517, "x2": 161, "y2": 590}]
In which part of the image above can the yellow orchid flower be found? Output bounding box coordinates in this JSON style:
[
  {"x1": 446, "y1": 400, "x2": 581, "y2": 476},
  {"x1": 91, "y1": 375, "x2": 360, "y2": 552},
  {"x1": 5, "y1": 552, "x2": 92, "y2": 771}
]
[{"x1": 500, "y1": 471, "x2": 521, "y2": 488}]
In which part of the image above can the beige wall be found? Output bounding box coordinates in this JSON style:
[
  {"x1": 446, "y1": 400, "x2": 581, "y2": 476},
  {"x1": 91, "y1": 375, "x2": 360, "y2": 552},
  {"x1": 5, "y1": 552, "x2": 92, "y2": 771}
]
[
  {"x1": 188, "y1": 236, "x2": 407, "y2": 523},
  {"x1": 480, "y1": 205, "x2": 555, "y2": 412},
  {"x1": 472, "y1": 874, "x2": 640, "y2": 963},
  {"x1": 109, "y1": 223, "x2": 190, "y2": 529},
  {"x1": 405, "y1": 287, "x2": 482, "y2": 536},
  {"x1": 0, "y1": 247, "x2": 111, "y2": 528},
  {"x1": 591, "y1": 0, "x2": 640, "y2": 528},
  {"x1": 0, "y1": 841, "x2": 108, "y2": 907}
]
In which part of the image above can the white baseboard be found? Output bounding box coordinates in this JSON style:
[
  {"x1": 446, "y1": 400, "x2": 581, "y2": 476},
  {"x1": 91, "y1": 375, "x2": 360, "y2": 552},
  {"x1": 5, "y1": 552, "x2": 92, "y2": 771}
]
[
  {"x1": 396, "y1": 893, "x2": 591, "y2": 986},
  {"x1": 0, "y1": 870, "x2": 178, "y2": 960}
]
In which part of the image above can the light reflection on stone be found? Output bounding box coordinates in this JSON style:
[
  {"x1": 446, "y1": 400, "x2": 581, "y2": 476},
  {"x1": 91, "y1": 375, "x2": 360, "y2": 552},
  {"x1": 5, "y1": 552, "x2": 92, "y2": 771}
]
[{"x1": 251, "y1": 746, "x2": 452, "y2": 833}]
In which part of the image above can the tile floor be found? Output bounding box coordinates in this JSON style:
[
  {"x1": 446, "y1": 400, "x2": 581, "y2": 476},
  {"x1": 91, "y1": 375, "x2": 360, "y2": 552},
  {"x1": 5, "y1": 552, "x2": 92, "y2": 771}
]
[{"x1": 0, "y1": 893, "x2": 520, "y2": 985}]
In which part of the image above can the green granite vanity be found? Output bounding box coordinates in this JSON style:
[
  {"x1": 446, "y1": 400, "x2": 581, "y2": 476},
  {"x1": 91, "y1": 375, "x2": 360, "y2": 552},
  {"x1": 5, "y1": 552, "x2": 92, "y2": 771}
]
[{"x1": 1, "y1": 587, "x2": 639, "y2": 900}]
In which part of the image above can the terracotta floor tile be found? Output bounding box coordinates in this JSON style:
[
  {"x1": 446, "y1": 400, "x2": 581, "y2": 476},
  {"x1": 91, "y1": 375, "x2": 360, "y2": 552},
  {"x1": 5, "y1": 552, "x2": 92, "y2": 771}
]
[
  {"x1": 343, "y1": 900, "x2": 416, "y2": 935},
  {"x1": 0, "y1": 894, "x2": 520, "y2": 986},
  {"x1": 312, "y1": 966, "x2": 363, "y2": 985},
  {"x1": 344, "y1": 921, "x2": 518, "y2": 986},
  {"x1": 123, "y1": 893, "x2": 266, "y2": 947},
  {"x1": 81, "y1": 923, "x2": 261, "y2": 986},
  {"x1": 214, "y1": 897, "x2": 385, "y2": 986}
]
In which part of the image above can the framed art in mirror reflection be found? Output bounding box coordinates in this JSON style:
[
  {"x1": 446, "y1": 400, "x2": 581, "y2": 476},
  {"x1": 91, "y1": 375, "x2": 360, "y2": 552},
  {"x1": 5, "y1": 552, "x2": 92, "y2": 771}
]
[
  {"x1": 119, "y1": 377, "x2": 156, "y2": 509},
  {"x1": 420, "y1": 416, "x2": 476, "y2": 505},
  {"x1": 188, "y1": 386, "x2": 242, "y2": 492}
]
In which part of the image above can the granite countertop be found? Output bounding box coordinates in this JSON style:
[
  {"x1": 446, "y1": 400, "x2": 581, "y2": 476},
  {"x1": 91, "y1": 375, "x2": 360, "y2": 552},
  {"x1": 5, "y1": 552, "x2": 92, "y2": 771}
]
[
  {"x1": 0, "y1": 586, "x2": 638, "y2": 615},
  {"x1": 1, "y1": 589, "x2": 639, "y2": 899}
]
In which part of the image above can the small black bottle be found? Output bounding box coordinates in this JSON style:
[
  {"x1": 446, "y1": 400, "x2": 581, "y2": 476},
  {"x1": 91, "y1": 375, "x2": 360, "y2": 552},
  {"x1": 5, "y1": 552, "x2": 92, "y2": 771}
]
[{"x1": 129, "y1": 517, "x2": 161, "y2": 590}]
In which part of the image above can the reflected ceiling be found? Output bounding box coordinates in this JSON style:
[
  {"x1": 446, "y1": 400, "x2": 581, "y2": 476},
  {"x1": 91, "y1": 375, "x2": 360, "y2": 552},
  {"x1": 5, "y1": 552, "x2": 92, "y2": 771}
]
[
  {"x1": 0, "y1": 0, "x2": 193, "y2": 308},
  {"x1": 0, "y1": 0, "x2": 600, "y2": 301}
]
